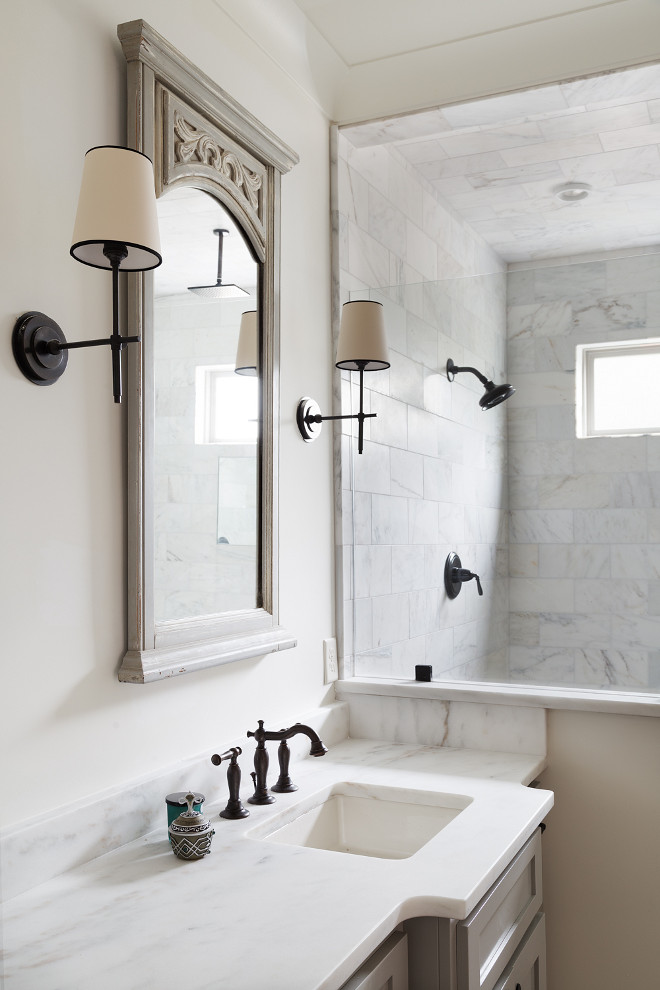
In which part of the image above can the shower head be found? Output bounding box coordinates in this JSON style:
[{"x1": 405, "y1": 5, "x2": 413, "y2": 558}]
[
  {"x1": 480, "y1": 381, "x2": 516, "y2": 410},
  {"x1": 446, "y1": 358, "x2": 515, "y2": 410},
  {"x1": 188, "y1": 228, "x2": 249, "y2": 299}
]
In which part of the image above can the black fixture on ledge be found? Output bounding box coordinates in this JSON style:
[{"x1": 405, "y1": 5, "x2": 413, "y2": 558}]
[
  {"x1": 246, "y1": 720, "x2": 328, "y2": 804},
  {"x1": 446, "y1": 358, "x2": 515, "y2": 410},
  {"x1": 12, "y1": 146, "x2": 162, "y2": 403},
  {"x1": 444, "y1": 552, "x2": 483, "y2": 599},
  {"x1": 211, "y1": 746, "x2": 250, "y2": 820},
  {"x1": 297, "y1": 300, "x2": 389, "y2": 455}
]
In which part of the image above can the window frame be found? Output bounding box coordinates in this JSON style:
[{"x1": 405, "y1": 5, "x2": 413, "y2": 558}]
[{"x1": 576, "y1": 337, "x2": 660, "y2": 439}]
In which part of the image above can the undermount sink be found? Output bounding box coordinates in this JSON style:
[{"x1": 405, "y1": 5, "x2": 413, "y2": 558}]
[{"x1": 252, "y1": 782, "x2": 472, "y2": 860}]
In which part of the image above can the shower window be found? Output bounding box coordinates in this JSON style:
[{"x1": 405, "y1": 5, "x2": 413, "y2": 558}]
[{"x1": 577, "y1": 339, "x2": 660, "y2": 438}]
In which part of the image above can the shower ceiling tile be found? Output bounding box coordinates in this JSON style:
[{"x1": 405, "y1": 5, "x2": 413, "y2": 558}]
[{"x1": 341, "y1": 62, "x2": 660, "y2": 261}]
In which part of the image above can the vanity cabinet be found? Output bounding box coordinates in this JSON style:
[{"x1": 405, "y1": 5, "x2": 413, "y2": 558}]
[
  {"x1": 405, "y1": 831, "x2": 545, "y2": 990},
  {"x1": 340, "y1": 931, "x2": 409, "y2": 990}
]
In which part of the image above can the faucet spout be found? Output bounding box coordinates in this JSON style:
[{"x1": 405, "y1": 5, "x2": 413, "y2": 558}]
[
  {"x1": 246, "y1": 720, "x2": 328, "y2": 799},
  {"x1": 248, "y1": 721, "x2": 328, "y2": 757}
]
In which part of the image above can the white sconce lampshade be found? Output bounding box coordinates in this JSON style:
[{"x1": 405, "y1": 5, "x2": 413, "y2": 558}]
[
  {"x1": 235, "y1": 310, "x2": 258, "y2": 376},
  {"x1": 335, "y1": 300, "x2": 389, "y2": 371},
  {"x1": 70, "y1": 146, "x2": 162, "y2": 271}
]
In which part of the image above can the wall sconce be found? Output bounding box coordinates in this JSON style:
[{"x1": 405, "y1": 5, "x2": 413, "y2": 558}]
[
  {"x1": 446, "y1": 358, "x2": 515, "y2": 410},
  {"x1": 297, "y1": 300, "x2": 389, "y2": 455},
  {"x1": 12, "y1": 145, "x2": 161, "y2": 403},
  {"x1": 234, "y1": 310, "x2": 258, "y2": 376}
]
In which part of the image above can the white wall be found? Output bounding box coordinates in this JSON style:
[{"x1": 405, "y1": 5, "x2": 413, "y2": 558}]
[{"x1": 0, "y1": 0, "x2": 336, "y2": 828}]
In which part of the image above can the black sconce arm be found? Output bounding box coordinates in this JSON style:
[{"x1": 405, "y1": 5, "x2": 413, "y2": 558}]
[{"x1": 297, "y1": 363, "x2": 377, "y2": 455}]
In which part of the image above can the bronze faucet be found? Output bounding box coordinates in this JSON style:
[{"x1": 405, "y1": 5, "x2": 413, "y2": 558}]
[{"x1": 246, "y1": 721, "x2": 328, "y2": 804}]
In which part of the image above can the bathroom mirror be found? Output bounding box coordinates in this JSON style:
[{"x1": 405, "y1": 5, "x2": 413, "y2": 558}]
[{"x1": 117, "y1": 20, "x2": 298, "y2": 682}]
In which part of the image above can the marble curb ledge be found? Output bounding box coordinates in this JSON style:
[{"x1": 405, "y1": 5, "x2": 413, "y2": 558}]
[
  {"x1": 336, "y1": 679, "x2": 548, "y2": 759},
  {"x1": 336, "y1": 675, "x2": 660, "y2": 717},
  {"x1": 0, "y1": 702, "x2": 349, "y2": 903}
]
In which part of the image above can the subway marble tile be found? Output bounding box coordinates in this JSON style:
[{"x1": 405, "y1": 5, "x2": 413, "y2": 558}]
[
  {"x1": 507, "y1": 300, "x2": 572, "y2": 340},
  {"x1": 422, "y1": 456, "x2": 453, "y2": 502},
  {"x1": 510, "y1": 509, "x2": 574, "y2": 544},
  {"x1": 571, "y1": 293, "x2": 647, "y2": 332},
  {"x1": 575, "y1": 437, "x2": 647, "y2": 473},
  {"x1": 539, "y1": 611, "x2": 612, "y2": 648},
  {"x1": 573, "y1": 508, "x2": 647, "y2": 544},
  {"x1": 409, "y1": 499, "x2": 440, "y2": 545},
  {"x1": 373, "y1": 593, "x2": 410, "y2": 647},
  {"x1": 354, "y1": 598, "x2": 373, "y2": 653},
  {"x1": 509, "y1": 440, "x2": 574, "y2": 477},
  {"x1": 539, "y1": 544, "x2": 610, "y2": 579},
  {"x1": 507, "y1": 407, "x2": 537, "y2": 442},
  {"x1": 371, "y1": 494, "x2": 409, "y2": 545},
  {"x1": 410, "y1": 588, "x2": 443, "y2": 635},
  {"x1": 353, "y1": 492, "x2": 372, "y2": 545},
  {"x1": 512, "y1": 372, "x2": 574, "y2": 407},
  {"x1": 509, "y1": 646, "x2": 575, "y2": 684},
  {"x1": 610, "y1": 472, "x2": 660, "y2": 508},
  {"x1": 574, "y1": 648, "x2": 648, "y2": 689},
  {"x1": 407, "y1": 405, "x2": 439, "y2": 457},
  {"x1": 389, "y1": 352, "x2": 425, "y2": 407},
  {"x1": 509, "y1": 577, "x2": 574, "y2": 613},
  {"x1": 391, "y1": 636, "x2": 428, "y2": 678},
  {"x1": 534, "y1": 337, "x2": 575, "y2": 373},
  {"x1": 538, "y1": 473, "x2": 610, "y2": 509},
  {"x1": 611, "y1": 544, "x2": 660, "y2": 579},
  {"x1": 509, "y1": 544, "x2": 540, "y2": 577},
  {"x1": 390, "y1": 448, "x2": 424, "y2": 498},
  {"x1": 406, "y1": 313, "x2": 438, "y2": 367},
  {"x1": 392, "y1": 545, "x2": 427, "y2": 593},
  {"x1": 574, "y1": 578, "x2": 647, "y2": 615},
  {"x1": 369, "y1": 392, "x2": 409, "y2": 450},
  {"x1": 354, "y1": 545, "x2": 393, "y2": 600},
  {"x1": 536, "y1": 405, "x2": 575, "y2": 440},
  {"x1": 353, "y1": 440, "x2": 391, "y2": 495},
  {"x1": 510, "y1": 611, "x2": 541, "y2": 646},
  {"x1": 611, "y1": 613, "x2": 660, "y2": 649}
]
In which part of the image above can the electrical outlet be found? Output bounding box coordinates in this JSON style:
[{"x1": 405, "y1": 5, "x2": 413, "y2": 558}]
[{"x1": 323, "y1": 638, "x2": 338, "y2": 683}]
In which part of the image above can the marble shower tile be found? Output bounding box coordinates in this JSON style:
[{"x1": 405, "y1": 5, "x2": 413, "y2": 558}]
[
  {"x1": 509, "y1": 646, "x2": 575, "y2": 684},
  {"x1": 573, "y1": 508, "x2": 647, "y2": 543},
  {"x1": 539, "y1": 544, "x2": 610, "y2": 579},
  {"x1": 392, "y1": 545, "x2": 427, "y2": 593},
  {"x1": 539, "y1": 611, "x2": 612, "y2": 648},
  {"x1": 574, "y1": 648, "x2": 648, "y2": 688},
  {"x1": 371, "y1": 494, "x2": 409, "y2": 545},
  {"x1": 538, "y1": 473, "x2": 610, "y2": 509},
  {"x1": 574, "y1": 578, "x2": 647, "y2": 615},
  {"x1": 390, "y1": 448, "x2": 424, "y2": 498},
  {"x1": 509, "y1": 577, "x2": 574, "y2": 613},
  {"x1": 354, "y1": 545, "x2": 392, "y2": 599},
  {"x1": 611, "y1": 544, "x2": 660, "y2": 579},
  {"x1": 510, "y1": 509, "x2": 574, "y2": 544},
  {"x1": 373, "y1": 593, "x2": 410, "y2": 647}
]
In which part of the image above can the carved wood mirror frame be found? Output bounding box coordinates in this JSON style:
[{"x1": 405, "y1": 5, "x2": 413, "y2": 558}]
[{"x1": 117, "y1": 20, "x2": 298, "y2": 682}]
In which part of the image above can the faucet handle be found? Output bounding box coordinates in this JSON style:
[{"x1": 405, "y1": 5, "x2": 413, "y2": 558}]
[{"x1": 211, "y1": 746, "x2": 242, "y2": 766}]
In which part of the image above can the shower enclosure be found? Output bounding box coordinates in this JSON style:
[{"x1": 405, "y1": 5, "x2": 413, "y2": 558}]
[{"x1": 337, "y1": 251, "x2": 660, "y2": 695}]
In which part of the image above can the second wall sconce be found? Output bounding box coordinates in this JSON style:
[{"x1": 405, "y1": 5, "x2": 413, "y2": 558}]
[
  {"x1": 234, "y1": 310, "x2": 258, "y2": 377},
  {"x1": 297, "y1": 300, "x2": 389, "y2": 455},
  {"x1": 12, "y1": 145, "x2": 162, "y2": 403}
]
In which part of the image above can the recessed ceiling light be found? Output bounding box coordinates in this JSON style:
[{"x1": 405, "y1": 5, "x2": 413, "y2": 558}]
[{"x1": 553, "y1": 181, "x2": 592, "y2": 202}]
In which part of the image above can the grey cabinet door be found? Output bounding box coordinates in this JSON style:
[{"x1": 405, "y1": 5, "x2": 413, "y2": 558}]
[
  {"x1": 492, "y1": 913, "x2": 546, "y2": 990},
  {"x1": 341, "y1": 931, "x2": 409, "y2": 990}
]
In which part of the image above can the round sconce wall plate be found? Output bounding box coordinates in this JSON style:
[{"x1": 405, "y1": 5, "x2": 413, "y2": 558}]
[
  {"x1": 296, "y1": 396, "x2": 322, "y2": 443},
  {"x1": 12, "y1": 311, "x2": 68, "y2": 386}
]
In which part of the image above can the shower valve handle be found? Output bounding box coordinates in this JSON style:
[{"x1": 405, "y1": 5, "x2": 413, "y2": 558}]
[{"x1": 455, "y1": 567, "x2": 483, "y2": 596}]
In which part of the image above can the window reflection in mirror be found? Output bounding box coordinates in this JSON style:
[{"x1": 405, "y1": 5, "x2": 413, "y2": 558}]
[{"x1": 153, "y1": 187, "x2": 259, "y2": 622}]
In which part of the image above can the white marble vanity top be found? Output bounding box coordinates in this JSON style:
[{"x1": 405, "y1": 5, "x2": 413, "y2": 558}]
[{"x1": 2, "y1": 739, "x2": 552, "y2": 990}]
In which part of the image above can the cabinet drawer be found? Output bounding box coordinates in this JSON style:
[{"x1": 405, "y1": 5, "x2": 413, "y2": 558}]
[
  {"x1": 340, "y1": 931, "x2": 408, "y2": 990},
  {"x1": 456, "y1": 831, "x2": 542, "y2": 990},
  {"x1": 493, "y1": 913, "x2": 546, "y2": 990}
]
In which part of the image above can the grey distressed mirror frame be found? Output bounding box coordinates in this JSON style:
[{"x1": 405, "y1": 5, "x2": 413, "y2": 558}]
[{"x1": 117, "y1": 20, "x2": 298, "y2": 682}]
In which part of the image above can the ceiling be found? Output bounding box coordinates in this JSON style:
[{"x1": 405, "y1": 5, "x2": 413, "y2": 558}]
[
  {"x1": 291, "y1": 0, "x2": 660, "y2": 262},
  {"x1": 292, "y1": 0, "x2": 623, "y2": 68}
]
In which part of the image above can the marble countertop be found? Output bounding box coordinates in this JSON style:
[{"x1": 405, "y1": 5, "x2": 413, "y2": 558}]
[{"x1": 2, "y1": 740, "x2": 552, "y2": 990}]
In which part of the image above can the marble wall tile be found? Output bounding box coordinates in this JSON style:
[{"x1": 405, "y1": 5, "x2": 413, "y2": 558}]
[
  {"x1": 574, "y1": 578, "x2": 647, "y2": 615},
  {"x1": 509, "y1": 646, "x2": 575, "y2": 684},
  {"x1": 573, "y1": 508, "x2": 647, "y2": 544},
  {"x1": 409, "y1": 499, "x2": 440, "y2": 545},
  {"x1": 390, "y1": 448, "x2": 425, "y2": 498},
  {"x1": 538, "y1": 473, "x2": 611, "y2": 509},
  {"x1": 510, "y1": 611, "x2": 541, "y2": 646},
  {"x1": 353, "y1": 440, "x2": 391, "y2": 495},
  {"x1": 539, "y1": 544, "x2": 610, "y2": 579},
  {"x1": 539, "y1": 611, "x2": 612, "y2": 648},
  {"x1": 389, "y1": 353, "x2": 425, "y2": 407},
  {"x1": 509, "y1": 545, "x2": 540, "y2": 577},
  {"x1": 510, "y1": 509, "x2": 574, "y2": 543},
  {"x1": 371, "y1": 494, "x2": 409, "y2": 545},
  {"x1": 354, "y1": 545, "x2": 392, "y2": 599},
  {"x1": 576, "y1": 437, "x2": 647, "y2": 473},
  {"x1": 392, "y1": 545, "x2": 427, "y2": 593},
  {"x1": 611, "y1": 544, "x2": 660, "y2": 580},
  {"x1": 510, "y1": 577, "x2": 574, "y2": 612},
  {"x1": 373, "y1": 593, "x2": 410, "y2": 647},
  {"x1": 574, "y1": 648, "x2": 648, "y2": 688}
]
